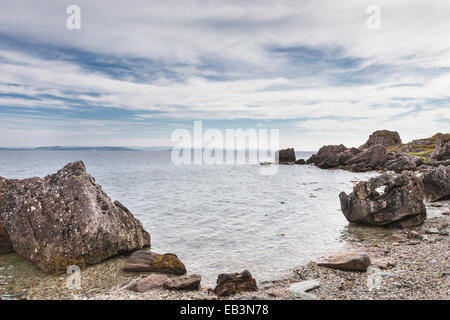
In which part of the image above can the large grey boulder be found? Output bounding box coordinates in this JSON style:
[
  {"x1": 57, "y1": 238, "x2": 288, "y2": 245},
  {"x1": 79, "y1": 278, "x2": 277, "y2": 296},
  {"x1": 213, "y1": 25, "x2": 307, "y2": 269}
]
[
  {"x1": 359, "y1": 130, "x2": 402, "y2": 149},
  {"x1": 339, "y1": 172, "x2": 426, "y2": 227},
  {"x1": 0, "y1": 161, "x2": 150, "y2": 273},
  {"x1": 306, "y1": 145, "x2": 360, "y2": 169},
  {"x1": 421, "y1": 165, "x2": 450, "y2": 201}
]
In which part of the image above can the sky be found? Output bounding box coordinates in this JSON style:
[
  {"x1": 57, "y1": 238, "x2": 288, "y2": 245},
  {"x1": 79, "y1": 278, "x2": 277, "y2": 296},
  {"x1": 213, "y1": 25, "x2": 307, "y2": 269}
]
[{"x1": 0, "y1": 0, "x2": 449, "y2": 150}]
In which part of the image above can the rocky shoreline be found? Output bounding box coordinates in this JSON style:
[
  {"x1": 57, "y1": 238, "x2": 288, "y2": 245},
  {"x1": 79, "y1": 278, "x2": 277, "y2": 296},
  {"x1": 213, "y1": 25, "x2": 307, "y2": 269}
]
[{"x1": 1, "y1": 129, "x2": 449, "y2": 300}]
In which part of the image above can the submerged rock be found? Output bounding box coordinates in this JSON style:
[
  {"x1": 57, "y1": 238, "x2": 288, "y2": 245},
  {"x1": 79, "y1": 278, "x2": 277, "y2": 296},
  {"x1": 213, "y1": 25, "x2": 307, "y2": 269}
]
[
  {"x1": 339, "y1": 172, "x2": 426, "y2": 227},
  {"x1": 164, "y1": 274, "x2": 201, "y2": 291},
  {"x1": 0, "y1": 161, "x2": 150, "y2": 273},
  {"x1": 123, "y1": 250, "x2": 187, "y2": 275},
  {"x1": 317, "y1": 251, "x2": 371, "y2": 271},
  {"x1": 214, "y1": 270, "x2": 258, "y2": 297},
  {"x1": 276, "y1": 148, "x2": 296, "y2": 164}
]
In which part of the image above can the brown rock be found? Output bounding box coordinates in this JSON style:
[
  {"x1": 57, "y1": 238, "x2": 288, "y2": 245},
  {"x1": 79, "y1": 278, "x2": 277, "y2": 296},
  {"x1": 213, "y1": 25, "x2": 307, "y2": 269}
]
[
  {"x1": 128, "y1": 274, "x2": 168, "y2": 293},
  {"x1": 163, "y1": 274, "x2": 201, "y2": 291},
  {"x1": 214, "y1": 270, "x2": 258, "y2": 297},
  {"x1": 317, "y1": 251, "x2": 371, "y2": 271},
  {"x1": 123, "y1": 250, "x2": 186, "y2": 275},
  {"x1": 0, "y1": 161, "x2": 150, "y2": 273},
  {"x1": 0, "y1": 222, "x2": 13, "y2": 254}
]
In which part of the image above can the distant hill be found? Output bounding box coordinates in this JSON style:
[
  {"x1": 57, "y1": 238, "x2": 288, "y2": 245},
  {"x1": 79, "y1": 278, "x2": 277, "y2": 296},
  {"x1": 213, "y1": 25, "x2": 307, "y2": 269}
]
[{"x1": 0, "y1": 146, "x2": 140, "y2": 151}]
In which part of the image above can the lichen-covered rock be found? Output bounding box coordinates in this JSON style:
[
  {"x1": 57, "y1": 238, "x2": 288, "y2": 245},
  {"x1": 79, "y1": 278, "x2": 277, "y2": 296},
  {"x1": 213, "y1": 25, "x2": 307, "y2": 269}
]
[
  {"x1": 164, "y1": 274, "x2": 201, "y2": 290},
  {"x1": 360, "y1": 130, "x2": 402, "y2": 149},
  {"x1": 276, "y1": 148, "x2": 296, "y2": 164},
  {"x1": 214, "y1": 270, "x2": 258, "y2": 297},
  {"x1": 339, "y1": 172, "x2": 426, "y2": 227},
  {"x1": 123, "y1": 250, "x2": 187, "y2": 275},
  {"x1": 0, "y1": 161, "x2": 150, "y2": 273},
  {"x1": 422, "y1": 165, "x2": 450, "y2": 201},
  {"x1": 317, "y1": 251, "x2": 371, "y2": 271}
]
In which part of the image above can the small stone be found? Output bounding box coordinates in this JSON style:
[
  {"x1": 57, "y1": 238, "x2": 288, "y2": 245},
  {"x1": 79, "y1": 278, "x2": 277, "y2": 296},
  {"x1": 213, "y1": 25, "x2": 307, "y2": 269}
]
[
  {"x1": 214, "y1": 270, "x2": 258, "y2": 297},
  {"x1": 425, "y1": 228, "x2": 439, "y2": 234},
  {"x1": 317, "y1": 251, "x2": 371, "y2": 271},
  {"x1": 430, "y1": 202, "x2": 442, "y2": 207},
  {"x1": 429, "y1": 260, "x2": 438, "y2": 265},
  {"x1": 439, "y1": 230, "x2": 449, "y2": 236},
  {"x1": 371, "y1": 257, "x2": 397, "y2": 270},
  {"x1": 442, "y1": 212, "x2": 450, "y2": 216},
  {"x1": 289, "y1": 280, "x2": 320, "y2": 293},
  {"x1": 392, "y1": 242, "x2": 401, "y2": 247},
  {"x1": 123, "y1": 250, "x2": 187, "y2": 275},
  {"x1": 266, "y1": 288, "x2": 287, "y2": 297},
  {"x1": 128, "y1": 274, "x2": 168, "y2": 293},
  {"x1": 163, "y1": 274, "x2": 201, "y2": 291},
  {"x1": 290, "y1": 291, "x2": 317, "y2": 300}
]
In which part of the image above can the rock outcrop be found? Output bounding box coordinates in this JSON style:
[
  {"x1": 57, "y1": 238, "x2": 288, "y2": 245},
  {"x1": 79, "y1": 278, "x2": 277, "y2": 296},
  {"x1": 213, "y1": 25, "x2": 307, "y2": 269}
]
[
  {"x1": 0, "y1": 161, "x2": 150, "y2": 273},
  {"x1": 317, "y1": 251, "x2": 371, "y2": 271},
  {"x1": 384, "y1": 153, "x2": 423, "y2": 173},
  {"x1": 276, "y1": 148, "x2": 296, "y2": 164},
  {"x1": 345, "y1": 145, "x2": 387, "y2": 172},
  {"x1": 123, "y1": 250, "x2": 187, "y2": 275},
  {"x1": 359, "y1": 130, "x2": 402, "y2": 149},
  {"x1": 431, "y1": 141, "x2": 450, "y2": 161},
  {"x1": 214, "y1": 270, "x2": 258, "y2": 297},
  {"x1": 306, "y1": 145, "x2": 361, "y2": 169},
  {"x1": 422, "y1": 165, "x2": 450, "y2": 202},
  {"x1": 339, "y1": 172, "x2": 426, "y2": 227}
]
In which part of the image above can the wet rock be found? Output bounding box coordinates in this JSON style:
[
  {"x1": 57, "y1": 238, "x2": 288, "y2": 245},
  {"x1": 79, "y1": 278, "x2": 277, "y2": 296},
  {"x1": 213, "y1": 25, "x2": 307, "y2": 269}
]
[
  {"x1": 0, "y1": 223, "x2": 13, "y2": 254},
  {"x1": 359, "y1": 130, "x2": 402, "y2": 149},
  {"x1": 214, "y1": 270, "x2": 258, "y2": 297},
  {"x1": 422, "y1": 165, "x2": 450, "y2": 202},
  {"x1": 276, "y1": 148, "x2": 296, "y2": 164},
  {"x1": 123, "y1": 250, "x2": 186, "y2": 275},
  {"x1": 339, "y1": 172, "x2": 426, "y2": 227},
  {"x1": 164, "y1": 274, "x2": 201, "y2": 291},
  {"x1": 317, "y1": 251, "x2": 371, "y2": 271},
  {"x1": 0, "y1": 161, "x2": 150, "y2": 273},
  {"x1": 128, "y1": 274, "x2": 168, "y2": 293}
]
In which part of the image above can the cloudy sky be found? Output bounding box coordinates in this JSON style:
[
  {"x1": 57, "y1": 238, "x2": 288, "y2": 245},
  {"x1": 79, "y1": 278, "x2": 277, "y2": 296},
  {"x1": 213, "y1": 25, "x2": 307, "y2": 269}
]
[{"x1": 0, "y1": 0, "x2": 449, "y2": 149}]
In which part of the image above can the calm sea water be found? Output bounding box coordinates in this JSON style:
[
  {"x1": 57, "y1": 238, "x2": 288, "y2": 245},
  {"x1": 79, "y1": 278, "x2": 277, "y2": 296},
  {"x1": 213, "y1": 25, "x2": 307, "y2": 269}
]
[{"x1": 0, "y1": 150, "x2": 375, "y2": 285}]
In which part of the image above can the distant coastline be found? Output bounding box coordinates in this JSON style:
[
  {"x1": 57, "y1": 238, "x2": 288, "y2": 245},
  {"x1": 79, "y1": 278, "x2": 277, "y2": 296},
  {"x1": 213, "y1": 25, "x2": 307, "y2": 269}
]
[{"x1": 0, "y1": 146, "x2": 141, "y2": 151}]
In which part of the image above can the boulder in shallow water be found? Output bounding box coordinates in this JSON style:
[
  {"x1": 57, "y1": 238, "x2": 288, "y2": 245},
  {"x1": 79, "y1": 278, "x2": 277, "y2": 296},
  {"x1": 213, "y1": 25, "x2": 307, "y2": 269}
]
[
  {"x1": 214, "y1": 270, "x2": 258, "y2": 297},
  {"x1": 276, "y1": 148, "x2": 296, "y2": 164},
  {"x1": 123, "y1": 250, "x2": 187, "y2": 275},
  {"x1": 339, "y1": 172, "x2": 426, "y2": 227},
  {"x1": 317, "y1": 251, "x2": 371, "y2": 271},
  {"x1": 0, "y1": 161, "x2": 150, "y2": 273}
]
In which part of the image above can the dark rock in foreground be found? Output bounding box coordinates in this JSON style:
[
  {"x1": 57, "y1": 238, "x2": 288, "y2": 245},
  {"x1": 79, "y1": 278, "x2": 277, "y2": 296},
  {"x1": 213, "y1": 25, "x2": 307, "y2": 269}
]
[
  {"x1": 359, "y1": 130, "x2": 402, "y2": 149},
  {"x1": 0, "y1": 161, "x2": 150, "y2": 273},
  {"x1": 339, "y1": 172, "x2": 426, "y2": 227},
  {"x1": 276, "y1": 148, "x2": 296, "y2": 164},
  {"x1": 214, "y1": 270, "x2": 258, "y2": 297},
  {"x1": 123, "y1": 250, "x2": 187, "y2": 275},
  {"x1": 317, "y1": 251, "x2": 371, "y2": 271},
  {"x1": 422, "y1": 165, "x2": 450, "y2": 202},
  {"x1": 0, "y1": 223, "x2": 13, "y2": 254},
  {"x1": 164, "y1": 274, "x2": 201, "y2": 291}
]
